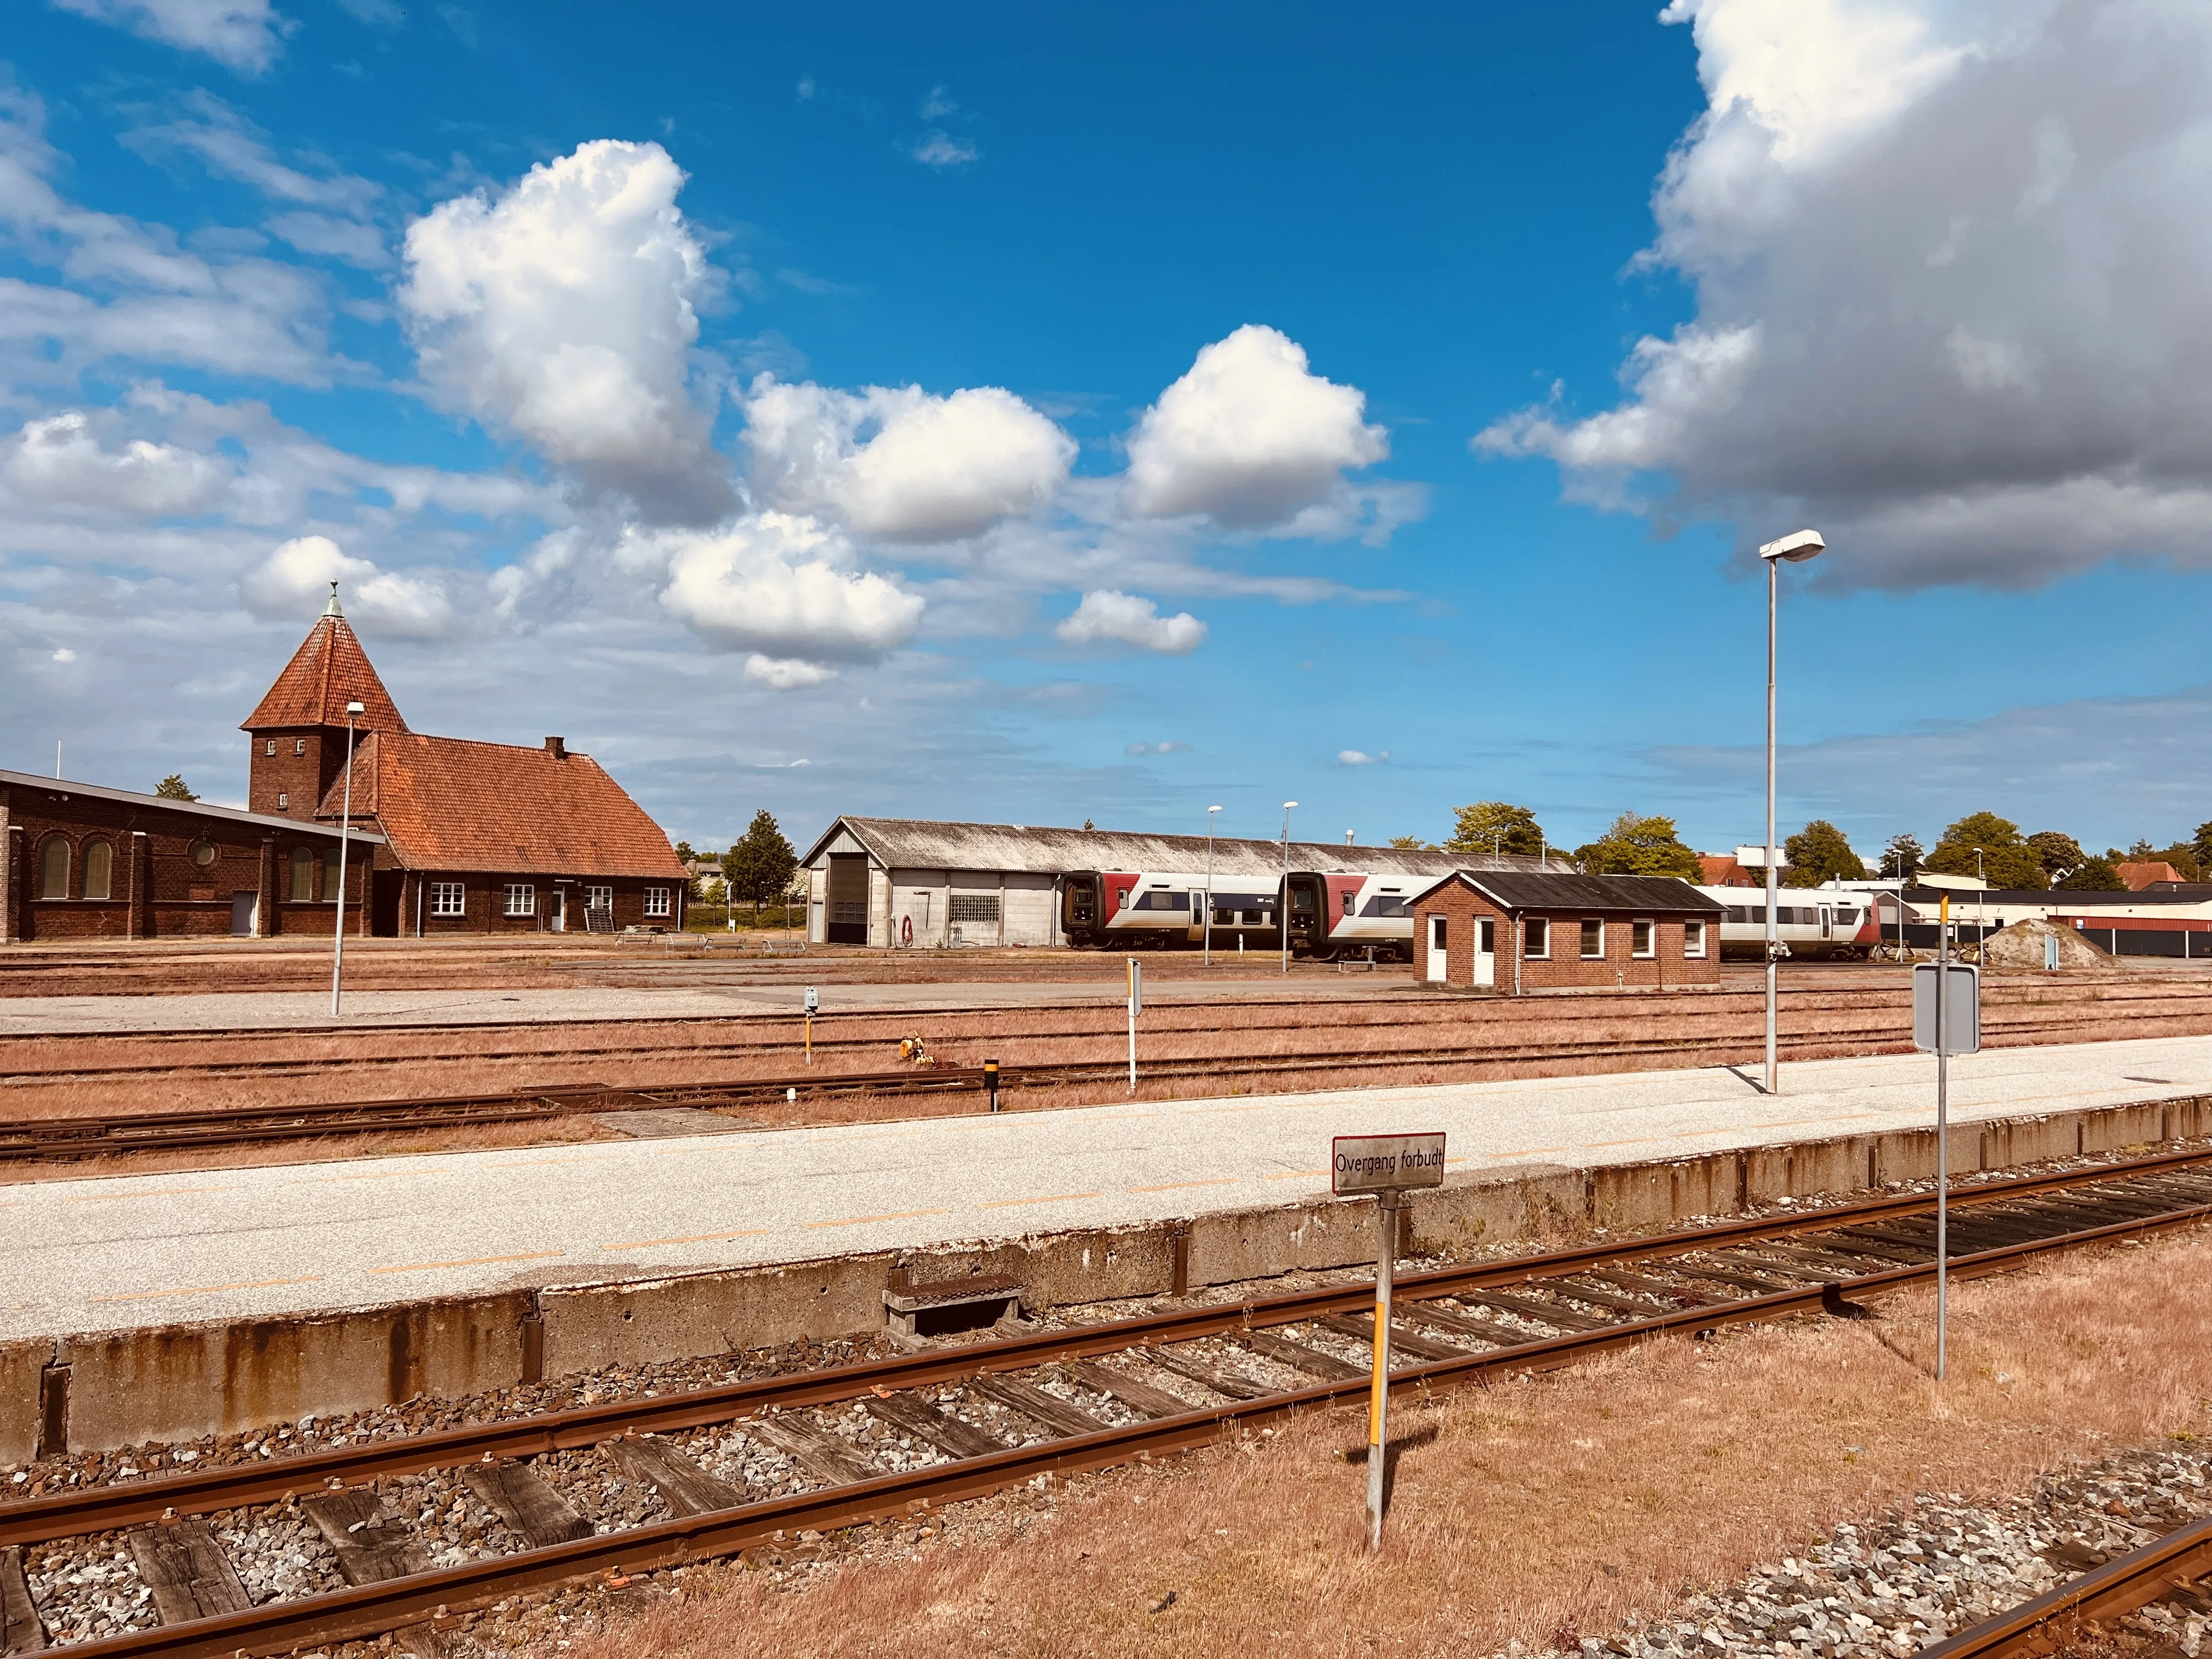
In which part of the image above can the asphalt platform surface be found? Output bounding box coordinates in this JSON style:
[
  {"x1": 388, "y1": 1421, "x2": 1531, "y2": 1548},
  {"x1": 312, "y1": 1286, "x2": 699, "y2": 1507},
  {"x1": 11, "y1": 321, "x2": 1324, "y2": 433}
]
[{"x1": 7, "y1": 1032, "x2": 2210, "y2": 1343}]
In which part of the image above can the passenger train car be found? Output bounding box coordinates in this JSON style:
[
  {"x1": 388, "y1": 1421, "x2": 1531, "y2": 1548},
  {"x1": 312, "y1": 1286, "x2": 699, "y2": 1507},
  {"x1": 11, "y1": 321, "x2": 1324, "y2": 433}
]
[
  {"x1": 1059, "y1": 867, "x2": 1437, "y2": 959},
  {"x1": 1698, "y1": 887, "x2": 1885, "y2": 960}
]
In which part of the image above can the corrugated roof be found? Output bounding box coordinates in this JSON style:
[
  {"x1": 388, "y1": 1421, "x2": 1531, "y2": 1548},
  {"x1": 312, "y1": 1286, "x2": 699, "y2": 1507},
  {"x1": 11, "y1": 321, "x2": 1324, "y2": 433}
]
[
  {"x1": 318, "y1": 733, "x2": 685, "y2": 879},
  {"x1": 240, "y1": 614, "x2": 409, "y2": 734},
  {"x1": 1415, "y1": 870, "x2": 1721, "y2": 913},
  {"x1": 802, "y1": 815, "x2": 1554, "y2": 879},
  {"x1": 1902, "y1": 885, "x2": 2210, "y2": 906}
]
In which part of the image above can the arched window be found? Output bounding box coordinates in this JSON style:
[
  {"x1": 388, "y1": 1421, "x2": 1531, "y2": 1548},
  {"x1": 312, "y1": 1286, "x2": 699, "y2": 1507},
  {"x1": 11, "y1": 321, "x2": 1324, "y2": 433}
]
[
  {"x1": 324, "y1": 852, "x2": 345, "y2": 901},
  {"x1": 37, "y1": 838, "x2": 69, "y2": 899},
  {"x1": 290, "y1": 845, "x2": 315, "y2": 902},
  {"x1": 82, "y1": 840, "x2": 112, "y2": 901}
]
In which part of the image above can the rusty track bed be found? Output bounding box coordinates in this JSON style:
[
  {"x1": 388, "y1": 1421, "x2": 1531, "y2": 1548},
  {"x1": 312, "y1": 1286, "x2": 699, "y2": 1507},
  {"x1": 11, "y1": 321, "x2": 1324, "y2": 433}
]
[
  {"x1": 1920, "y1": 1511, "x2": 2212, "y2": 1658},
  {"x1": 5, "y1": 1146, "x2": 2212, "y2": 1657}
]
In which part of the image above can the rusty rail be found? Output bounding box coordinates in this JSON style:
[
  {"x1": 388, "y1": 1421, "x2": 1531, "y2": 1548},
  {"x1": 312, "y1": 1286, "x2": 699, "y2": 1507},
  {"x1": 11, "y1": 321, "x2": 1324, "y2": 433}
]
[{"x1": 1917, "y1": 1511, "x2": 2212, "y2": 1659}]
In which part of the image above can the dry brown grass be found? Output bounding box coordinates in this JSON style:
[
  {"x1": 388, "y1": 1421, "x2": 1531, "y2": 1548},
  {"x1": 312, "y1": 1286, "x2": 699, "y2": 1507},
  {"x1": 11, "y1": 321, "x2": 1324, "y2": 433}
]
[{"x1": 543, "y1": 1228, "x2": 2212, "y2": 1659}]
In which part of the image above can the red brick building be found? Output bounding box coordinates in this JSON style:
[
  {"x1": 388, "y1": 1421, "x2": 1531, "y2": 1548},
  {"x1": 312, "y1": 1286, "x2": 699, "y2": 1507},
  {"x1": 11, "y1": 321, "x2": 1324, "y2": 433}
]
[
  {"x1": 1410, "y1": 871, "x2": 1722, "y2": 992},
  {"x1": 2, "y1": 589, "x2": 686, "y2": 942}
]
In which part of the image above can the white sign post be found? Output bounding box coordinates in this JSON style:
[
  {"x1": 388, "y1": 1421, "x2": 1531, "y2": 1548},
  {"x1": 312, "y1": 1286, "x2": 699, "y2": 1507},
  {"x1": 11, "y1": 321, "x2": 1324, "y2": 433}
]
[
  {"x1": 1332, "y1": 1131, "x2": 1446, "y2": 1550},
  {"x1": 803, "y1": 985, "x2": 819, "y2": 1066},
  {"x1": 1912, "y1": 895, "x2": 1979, "y2": 1383},
  {"x1": 1125, "y1": 958, "x2": 1142, "y2": 1093}
]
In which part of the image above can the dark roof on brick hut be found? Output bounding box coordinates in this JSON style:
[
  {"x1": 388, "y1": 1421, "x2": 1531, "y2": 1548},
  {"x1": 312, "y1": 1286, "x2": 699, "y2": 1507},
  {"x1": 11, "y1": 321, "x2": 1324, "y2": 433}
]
[
  {"x1": 1408, "y1": 871, "x2": 1722, "y2": 912},
  {"x1": 247, "y1": 589, "x2": 685, "y2": 882}
]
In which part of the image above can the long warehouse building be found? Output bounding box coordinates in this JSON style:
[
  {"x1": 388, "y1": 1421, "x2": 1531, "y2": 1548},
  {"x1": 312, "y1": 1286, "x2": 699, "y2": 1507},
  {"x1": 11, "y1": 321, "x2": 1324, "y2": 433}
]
[{"x1": 798, "y1": 815, "x2": 1545, "y2": 948}]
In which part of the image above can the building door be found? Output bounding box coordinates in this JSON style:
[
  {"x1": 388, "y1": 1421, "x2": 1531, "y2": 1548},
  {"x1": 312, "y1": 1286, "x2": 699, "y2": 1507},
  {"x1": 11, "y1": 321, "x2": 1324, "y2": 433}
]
[
  {"x1": 1426, "y1": 915, "x2": 1448, "y2": 981},
  {"x1": 1819, "y1": 906, "x2": 1833, "y2": 939},
  {"x1": 548, "y1": 888, "x2": 566, "y2": 933},
  {"x1": 826, "y1": 854, "x2": 870, "y2": 944},
  {"x1": 229, "y1": 890, "x2": 258, "y2": 936},
  {"x1": 1474, "y1": 918, "x2": 1496, "y2": 987},
  {"x1": 371, "y1": 871, "x2": 403, "y2": 937}
]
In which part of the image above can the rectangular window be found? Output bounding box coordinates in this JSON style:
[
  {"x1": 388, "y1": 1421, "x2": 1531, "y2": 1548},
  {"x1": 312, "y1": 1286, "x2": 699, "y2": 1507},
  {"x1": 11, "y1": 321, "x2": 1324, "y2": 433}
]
[
  {"x1": 1131, "y1": 890, "x2": 1187, "y2": 911},
  {"x1": 504, "y1": 883, "x2": 535, "y2": 917},
  {"x1": 265, "y1": 738, "x2": 276, "y2": 757},
  {"x1": 294, "y1": 737, "x2": 307, "y2": 756},
  {"x1": 585, "y1": 885, "x2": 613, "y2": 913},
  {"x1": 1632, "y1": 919, "x2": 1655, "y2": 957},
  {"x1": 1684, "y1": 919, "x2": 1707, "y2": 958},
  {"x1": 948, "y1": 893, "x2": 1000, "y2": 923},
  {"x1": 430, "y1": 882, "x2": 465, "y2": 917},
  {"x1": 1581, "y1": 919, "x2": 1605, "y2": 958},
  {"x1": 643, "y1": 887, "x2": 671, "y2": 918},
  {"x1": 1523, "y1": 917, "x2": 1549, "y2": 958}
]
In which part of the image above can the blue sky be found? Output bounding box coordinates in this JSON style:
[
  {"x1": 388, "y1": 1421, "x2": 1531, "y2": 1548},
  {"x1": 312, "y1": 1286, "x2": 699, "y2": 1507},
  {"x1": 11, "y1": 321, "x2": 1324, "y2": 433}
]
[{"x1": 7, "y1": 0, "x2": 2212, "y2": 861}]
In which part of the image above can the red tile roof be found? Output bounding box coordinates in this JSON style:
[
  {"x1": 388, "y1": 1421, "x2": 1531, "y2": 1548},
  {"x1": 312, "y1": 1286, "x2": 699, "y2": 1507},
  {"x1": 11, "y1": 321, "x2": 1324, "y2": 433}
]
[
  {"x1": 2117, "y1": 861, "x2": 2185, "y2": 891},
  {"x1": 240, "y1": 615, "x2": 409, "y2": 734},
  {"x1": 317, "y1": 732, "x2": 685, "y2": 879}
]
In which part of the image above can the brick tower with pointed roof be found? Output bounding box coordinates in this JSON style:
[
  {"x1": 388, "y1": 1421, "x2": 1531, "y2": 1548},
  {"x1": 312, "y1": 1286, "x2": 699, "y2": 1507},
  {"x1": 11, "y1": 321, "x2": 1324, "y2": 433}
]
[{"x1": 241, "y1": 584, "x2": 410, "y2": 820}]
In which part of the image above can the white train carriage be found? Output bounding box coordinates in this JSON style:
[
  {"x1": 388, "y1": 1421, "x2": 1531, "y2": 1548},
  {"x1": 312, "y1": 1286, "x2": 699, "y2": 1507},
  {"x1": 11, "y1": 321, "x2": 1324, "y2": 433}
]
[
  {"x1": 1059, "y1": 870, "x2": 1281, "y2": 949},
  {"x1": 1700, "y1": 887, "x2": 1883, "y2": 960}
]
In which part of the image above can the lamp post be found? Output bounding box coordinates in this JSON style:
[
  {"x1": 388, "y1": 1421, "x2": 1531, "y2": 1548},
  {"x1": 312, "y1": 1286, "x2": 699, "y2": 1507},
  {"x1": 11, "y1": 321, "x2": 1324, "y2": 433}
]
[
  {"x1": 1280, "y1": 801, "x2": 1298, "y2": 975},
  {"x1": 330, "y1": 698, "x2": 366, "y2": 1019},
  {"x1": 1974, "y1": 847, "x2": 1985, "y2": 953},
  {"x1": 1758, "y1": 528, "x2": 1825, "y2": 1094},
  {"x1": 1203, "y1": 804, "x2": 1222, "y2": 966}
]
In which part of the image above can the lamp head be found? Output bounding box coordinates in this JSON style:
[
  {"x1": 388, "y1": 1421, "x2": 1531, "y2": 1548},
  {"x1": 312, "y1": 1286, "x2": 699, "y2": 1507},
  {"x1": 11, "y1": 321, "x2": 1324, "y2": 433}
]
[
  {"x1": 1757, "y1": 528, "x2": 1825, "y2": 563},
  {"x1": 1208, "y1": 804, "x2": 1222, "y2": 814},
  {"x1": 1283, "y1": 800, "x2": 1298, "y2": 810},
  {"x1": 345, "y1": 701, "x2": 365, "y2": 716}
]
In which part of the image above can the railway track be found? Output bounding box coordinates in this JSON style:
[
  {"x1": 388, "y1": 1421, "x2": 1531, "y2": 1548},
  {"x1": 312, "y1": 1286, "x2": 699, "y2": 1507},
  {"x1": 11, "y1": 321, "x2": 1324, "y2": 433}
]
[
  {"x1": 1920, "y1": 1509, "x2": 2212, "y2": 1658},
  {"x1": 3, "y1": 1146, "x2": 2209, "y2": 1657},
  {"x1": 7, "y1": 981, "x2": 2211, "y2": 1097}
]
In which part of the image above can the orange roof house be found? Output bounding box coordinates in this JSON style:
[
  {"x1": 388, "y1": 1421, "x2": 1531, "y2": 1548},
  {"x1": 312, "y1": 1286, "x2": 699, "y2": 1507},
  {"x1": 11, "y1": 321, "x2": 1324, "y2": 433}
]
[
  {"x1": 2117, "y1": 861, "x2": 2185, "y2": 891},
  {"x1": 242, "y1": 587, "x2": 686, "y2": 935}
]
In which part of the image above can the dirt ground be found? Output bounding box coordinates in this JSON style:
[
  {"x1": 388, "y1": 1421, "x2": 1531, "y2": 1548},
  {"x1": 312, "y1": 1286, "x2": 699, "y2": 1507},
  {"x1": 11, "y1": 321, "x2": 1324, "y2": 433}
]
[{"x1": 528, "y1": 1225, "x2": 2212, "y2": 1659}]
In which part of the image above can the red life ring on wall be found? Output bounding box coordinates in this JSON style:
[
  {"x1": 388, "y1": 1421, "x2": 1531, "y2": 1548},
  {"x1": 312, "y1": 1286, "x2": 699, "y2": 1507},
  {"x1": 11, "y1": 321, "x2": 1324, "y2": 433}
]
[{"x1": 901, "y1": 915, "x2": 913, "y2": 946}]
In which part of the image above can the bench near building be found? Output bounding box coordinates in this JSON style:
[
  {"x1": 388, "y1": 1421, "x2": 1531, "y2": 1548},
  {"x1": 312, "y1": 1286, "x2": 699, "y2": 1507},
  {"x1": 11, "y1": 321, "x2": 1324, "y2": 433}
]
[{"x1": 1412, "y1": 871, "x2": 1722, "y2": 992}]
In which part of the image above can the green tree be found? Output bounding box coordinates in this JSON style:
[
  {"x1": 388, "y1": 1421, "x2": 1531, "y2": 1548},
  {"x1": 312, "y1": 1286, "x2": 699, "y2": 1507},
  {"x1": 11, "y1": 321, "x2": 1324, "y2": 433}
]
[
  {"x1": 724, "y1": 809, "x2": 799, "y2": 926},
  {"x1": 2193, "y1": 820, "x2": 2212, "y2": 873},
  {"x1": 1573, "y1": 811, "x2": 1702, "y2": 881},
  {"x1": 2149, "y1": 842, "x2": 2204, "y2": 882},
  {"x1": 1879, "y1": 832, "x2": 1923, "y2": 881},
  {"x1": 1386, "y1": 834, "x2": 1430, "y2": 850},
  {"x1": 2025, "y1": 831, "x2": 2086, "y2": 883},
  {"x1": 673, "y1": 839, "x2": 698, "y2": 865},
  {"x1": 2059, "y1": 856, "x2": 2123, "y2": 891},
  {"x1": 2127, "y1": 838, "x2": 2157, "y2": 860},
  {"x1": 1444, "y1": 802, "x2": 1545, "y2": 858},
  {"x1": 1925, "y1": 811, "x2": 2044, "y2": 889},
  {"x1": 1781, "y1": 820, "x2": 1864, "y2": 888},
  {"x1": 155, "y1": 774, "x2": 197, "y2": 800}
]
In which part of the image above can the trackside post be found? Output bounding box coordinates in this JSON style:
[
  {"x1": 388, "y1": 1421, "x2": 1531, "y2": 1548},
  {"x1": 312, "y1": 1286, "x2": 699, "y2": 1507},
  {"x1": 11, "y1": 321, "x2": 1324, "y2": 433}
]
[
  {"x1": 1913, "y1": 895, "x2": 1980, "y2": 1382},
  {"x1": 804, "y1": 985, "x2": 818, "y2": 1067},
  {"x1": 1126, "y1": 958, "x2": 1142, "y2": 1093},
  {"x1": 1332, "y1": 1131, "x2": 1446, "y2": 1549}
]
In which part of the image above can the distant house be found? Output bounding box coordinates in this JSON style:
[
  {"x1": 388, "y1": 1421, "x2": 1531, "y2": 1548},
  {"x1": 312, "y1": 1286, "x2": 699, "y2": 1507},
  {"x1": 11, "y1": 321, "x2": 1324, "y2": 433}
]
[
  {"x1": 2117, "y1": 861, "x2": 2186, "y2": 891},
  {"x1": 1699, "y1": 845, "x2": 1790, "y2": 889}
]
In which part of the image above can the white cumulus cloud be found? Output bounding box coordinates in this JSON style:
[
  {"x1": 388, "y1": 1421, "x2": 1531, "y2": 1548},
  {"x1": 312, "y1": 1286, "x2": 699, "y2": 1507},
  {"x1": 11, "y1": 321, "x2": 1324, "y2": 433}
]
[
  {"x1": 50, "y1": 0, "x2": 293, "y2": 74},
  {"x1": 1337, "y1": 748, "x2": 1390, "y2": 766},
  {"x1": 240, "y1": 534, "x2": 454, "y2": 637},
  {"x1": 1056, "y1": 590, "x2": 1206, "y2": 654},
  {"x1": 1, "y1": 412, "x2": 228, "y2": 515},
  {"x1": 1125, "y1": 324, "x2": 1391, "y2": 531},
  {"x1": 636, "y1": 512, "x2": 924, "y2": 668},
  {"x1": 744, "y1": 377, "x2": 1074, "y2": 543},
  {"x1": 400, "y1": 140, "x2": 732, "y2": 521},
  {"x1": 1477, "y1": 0, "x2": 2212, "y2": 591},
  {"x1": 743, "y1": 654, "x2": 837, "y2": 691}
]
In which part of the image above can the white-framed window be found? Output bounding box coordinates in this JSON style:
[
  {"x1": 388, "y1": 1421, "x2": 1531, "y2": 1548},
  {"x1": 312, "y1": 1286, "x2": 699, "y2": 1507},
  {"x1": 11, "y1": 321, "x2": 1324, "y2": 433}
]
[
  {"x1": 585, "y1": 885, "x2": 613, "y2": 912},
  {"x1": 1684, "y1": 919, "x2": 1707, "y2": 958},
  {"x1": 82, "y1": 840, "x2": 112, "y2": 901},
  {"x1": 1580, "y1": 918, "x2": 1605, "y2": 959},
  {"x1": 504, "y1": 883, "x2": 535, "y2": 917},
  {"x1": 1523, "y1": 917, "x2": 1549, "y2": 958},
  {"x1": 294, "y1": 737, "x2": 307, "y2": 756},
  {"x1": 264, "y1": 738, "x2": 276, "y2": 757},
  {"x1": 1632, "y1": 919, "x2": 1656, "y2": 958},
  {"x1": 430, "y1": 882, "x2": 465, "y2": 917},
  {"x1": 644, "y1": 886, "x2": 671, "y2": 918},
  {"x1": 37, "y1": 838, "x2": 70, "y2": 900}
]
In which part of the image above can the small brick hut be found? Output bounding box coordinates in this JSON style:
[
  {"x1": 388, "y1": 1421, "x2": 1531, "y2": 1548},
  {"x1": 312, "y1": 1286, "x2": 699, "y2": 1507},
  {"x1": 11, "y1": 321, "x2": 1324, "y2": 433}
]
[{"x1": 1409, "y1": 870, "x2": 1722, "y2": 992}]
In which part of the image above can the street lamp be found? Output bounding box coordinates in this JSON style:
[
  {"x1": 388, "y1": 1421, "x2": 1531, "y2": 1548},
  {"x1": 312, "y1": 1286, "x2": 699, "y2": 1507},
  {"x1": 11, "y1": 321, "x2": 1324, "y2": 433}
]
[
  {"x1": 1203, "y1": 805, "x2": 1223, "y2": 967},
  {"x1": 1280, "y1": 801, "x2": 1298, "y2": 975},
  {"x1": 1758, "y1": 528, "x2": 1825, "y2": 1093},
  {"x1": 330, "y1": 698, "x2": 366, "y2": 1018}
]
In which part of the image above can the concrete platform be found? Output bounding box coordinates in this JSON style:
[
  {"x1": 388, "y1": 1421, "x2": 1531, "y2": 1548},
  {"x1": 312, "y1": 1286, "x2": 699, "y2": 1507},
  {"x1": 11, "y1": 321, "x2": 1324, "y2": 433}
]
[{"x1": 9, "y1": 1031, "x2": 2211, "y2": 1347}]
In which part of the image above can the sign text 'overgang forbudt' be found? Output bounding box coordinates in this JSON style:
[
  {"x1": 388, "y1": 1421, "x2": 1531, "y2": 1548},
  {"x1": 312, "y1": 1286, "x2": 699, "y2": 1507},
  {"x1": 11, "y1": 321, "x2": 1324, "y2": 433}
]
[{"x1": 1331, "y1": 1133, "x2": 1446, "y2": 1197}]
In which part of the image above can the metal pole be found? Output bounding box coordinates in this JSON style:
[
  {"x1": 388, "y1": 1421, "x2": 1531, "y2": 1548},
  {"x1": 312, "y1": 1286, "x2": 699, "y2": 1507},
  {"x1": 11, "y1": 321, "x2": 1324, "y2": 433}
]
[
  {"x1": 329, "y1": 711, "x2": 357, "y2": 1018},
  {"x1": 1764, "y1": 555, "x2": 1780, "y2": 1094},
  {"x1": 1280, "y1": 803, "x2": 1295, "y2": 975},
  {"x1": 1204, "y1": 808, "x2": 1218, "y2": 967},
  {"x1": 1127, "y1": 957, "x2": 1138, "y2": 1093},
  {"x1": 1936, "y1": 893, "x2": 1949, "y2": 1381},
  {"x1": 1367, "y1": 1189, "x2": 1398, "y2": 1551}
]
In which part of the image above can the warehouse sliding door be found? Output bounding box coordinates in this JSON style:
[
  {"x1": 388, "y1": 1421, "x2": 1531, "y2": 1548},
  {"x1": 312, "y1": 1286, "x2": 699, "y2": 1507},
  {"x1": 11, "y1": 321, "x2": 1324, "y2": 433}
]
[{"x1": 826, "y1": 854, "x2": 871, "y2": 944}]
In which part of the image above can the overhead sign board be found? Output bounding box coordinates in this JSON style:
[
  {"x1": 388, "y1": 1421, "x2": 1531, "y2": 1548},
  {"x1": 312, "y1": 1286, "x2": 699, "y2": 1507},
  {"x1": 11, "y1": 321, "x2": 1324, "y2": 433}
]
[
  {"x1": 1912, "y1": 962, "x2": 1979, "y2": 1056},
  {"x1": 1331, "y1": 1132, "x2": 1446, "y2": 1197}
]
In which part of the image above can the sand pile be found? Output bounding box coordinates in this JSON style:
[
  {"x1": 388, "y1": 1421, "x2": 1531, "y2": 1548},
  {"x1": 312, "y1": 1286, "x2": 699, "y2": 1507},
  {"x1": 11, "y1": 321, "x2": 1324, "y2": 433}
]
[{"x1": 1980, "y1": 917, "x2": 2118, "y2": 972}]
